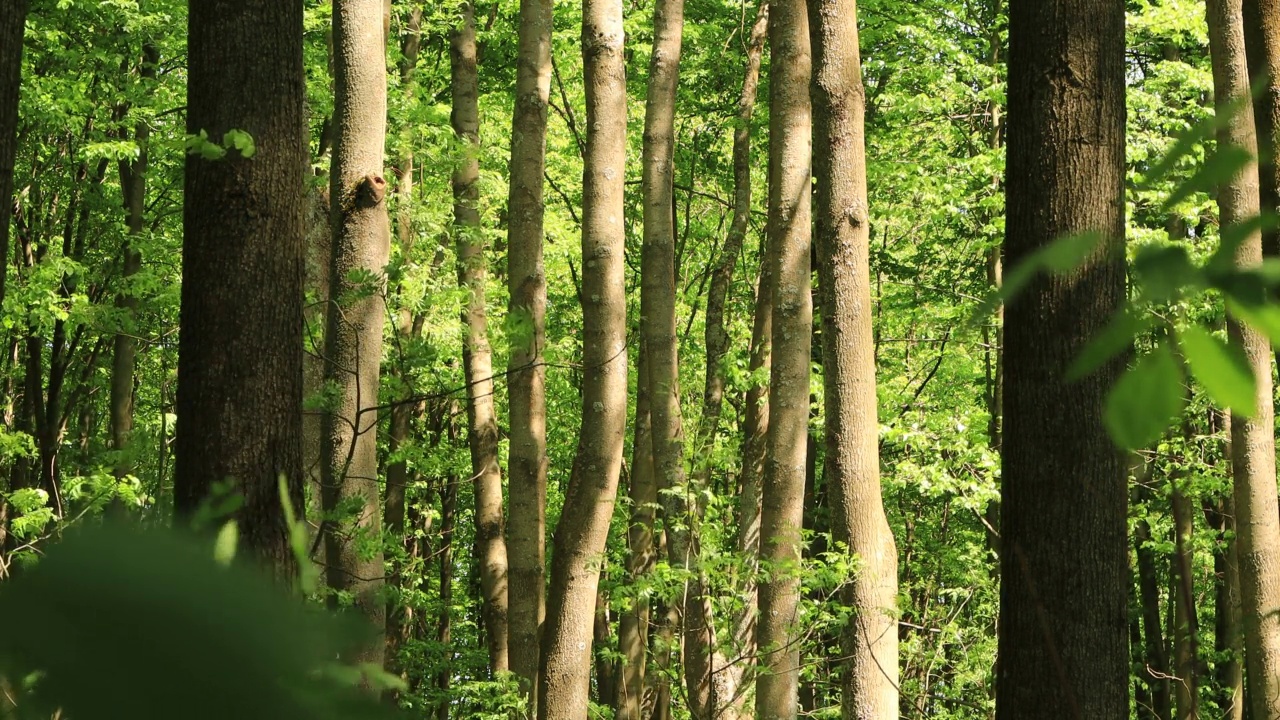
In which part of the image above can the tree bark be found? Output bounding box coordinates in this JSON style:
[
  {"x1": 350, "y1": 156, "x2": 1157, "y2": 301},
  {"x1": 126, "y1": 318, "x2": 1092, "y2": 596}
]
[
  {"x1": 1235, "y1": 1, "x2": 1280, "y2": 717},
  {"x1": 535, "y1": 0, "x2": 628, "y2": 714},
  {"x1": 756, "y1": 0, "x2": 811, "y2": 713},
  {"x1": 1171, "y1": 480, "x2": 1199, "y2": 720},
  {"x1": 176, "y1": 0, "x2": 306, "y2": 576},
  {"x1": 808, "y1": 0, "x2": 899, "y2": 715},
  {"x1": 505, "y1": 0, "x2": 554, "y2": 700},
  {"x1": 998, "y1": 1, "x2": 1128, "y2": 718},
  {"x1": 616, "y1": 337, "x2": 657, "y2": 720},
  {"x1": 0, "y1": 0, "x2": 27, "y2": 311},
  {"x1": 450, "y1": 0, "x2": 510, "y2": 676},
  {"x1": 1135, "y1": 482, "x2": 1173, "y2": 720},
  {"x1": 323, "y1": 0, "x2": 390, "y2": 665}
]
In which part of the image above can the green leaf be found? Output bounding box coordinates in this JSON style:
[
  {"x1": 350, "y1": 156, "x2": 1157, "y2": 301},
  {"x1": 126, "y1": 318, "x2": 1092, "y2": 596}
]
[
  {"x1": 1227, "y1": 299, "x2": 1280, "y2": 350},
  {"x1": 213, "y1": 520, "x2": 238, "y2": 567},
  {"x1": 1178, "y1": 325, "x2": 1256, "y2": 416},
  {"x1": 1132, "y1": 244, "x2": 1200, "y2": 302},
  {"x1": 1067, "y1": 307, "x2": 1146, "y2": 381},
  {"x1": 223, "y1": 129, "x2": 256, "y2": 159},
  {"x1": 1140, "y1": 94, "x2": 1251, "y2": 190},
  {"x1": 1206, "y1": 212, "x2": 1280, "y2": 274},
  {"x1": 1104, "y1": 343, "x2": 1185, "y2": 450},
  {"x1": 1161, "y1": 144, "x2": 1254, "y2": 212}
]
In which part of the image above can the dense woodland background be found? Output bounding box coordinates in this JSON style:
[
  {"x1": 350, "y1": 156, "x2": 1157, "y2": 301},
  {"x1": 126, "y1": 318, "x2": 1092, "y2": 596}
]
[{"x1": 3, "y1": 0, "x2": 1280, "y2": 719}]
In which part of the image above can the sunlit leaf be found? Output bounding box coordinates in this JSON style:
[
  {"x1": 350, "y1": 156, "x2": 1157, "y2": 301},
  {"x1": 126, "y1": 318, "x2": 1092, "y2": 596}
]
[
  {"x1": 1067, "y1": 306, "x2": 1146, "y2": 381},
  {"x1": 1104, "y1": 343, "x2": 1185, "y2": 450},
  {"x1": 1177, "y1": 325, "x2": 1256, "y2": 417}
]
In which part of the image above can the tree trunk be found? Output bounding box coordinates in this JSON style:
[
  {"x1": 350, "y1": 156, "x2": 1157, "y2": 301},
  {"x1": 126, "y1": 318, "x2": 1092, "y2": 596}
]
[
  {"x1": 998, "y1": 1, "x2": 1129, "y2": 718},
  {"x1": 809, "y1": 0, "x2": 899, "y2": 715},
  {"x1": 176, "y1": 0, "x2": 306, "y2": 576},
  {"x1": 450, "y1": 0, "x2": 510, "y2": 676},
  {"x1": 535, "y1": 0, "x2": 628, "y2": 714},
  {"x1": 1135, "y1": 482, "x2": 1173, "y2": 720},
  {"x1": 616, "y1": 337, "x2": 657, "y2": 720},
  {"x1": 1235, "y1": 1, "x2": 1280, "y2": 716},
  {"x1": 756, "y1": 0, "x2": 811, "y2": 713},
  {"x1": 437, "y1": 470, "x2": 458, "y2": 720},
  {"x1": 1171, "y1": 480, "x2": 1200, "y2": 720},
  {"x1": 112, "y1": 44, "x2": 157, "y2": 486},
  {"x1": 1206, "y1": 488, "x2": 1245, "y2": 720},
  {"x1": 322, "y1": 0, "x2": 390, "y2": 666},
  {"x1": 505, "y1": 0, "x2": 554, "y2": 700},
  {"x1": 0, "y1": 0, "x2": 26, "y2": 311}
]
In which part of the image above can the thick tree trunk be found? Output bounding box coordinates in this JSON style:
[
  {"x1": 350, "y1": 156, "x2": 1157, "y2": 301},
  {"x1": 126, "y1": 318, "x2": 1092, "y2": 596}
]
[
  {"x1": 616, "y1": 338, "x2": 657, "y2": 720},
  {"x1": 997, "y1": 1, "x2": 1128, "y2": 718},
  {"x1": 0, "y1": 0, "x2": 26, "y2": 311},
  {"x1": 1206, "y1": 490, "x2": 1245, "y2": 720},
  {"x1": 809, "y1": 0, "x2": 899, "y2": 715},
  {"x1": 535, "y1": 0, "x2": 628, "y2": 714},
  {"x1": 1234, "y1": 1, "x2": 1280, "y2": 716},
  {"x1": 505, "y1": 0, "x2": 554, "y2": 701},
  {"x1": 176, "y1": 0, "x2": 306, "y2": 575},
  {"x1": 450, "y1": 1, "x2": 510, "y2": 676},
  {"x1": 756, "y1": 0, "x2": 811, "y2": 713},
  {"x1": 323, "y1": 0, "x2": 390, "y2": 665}
]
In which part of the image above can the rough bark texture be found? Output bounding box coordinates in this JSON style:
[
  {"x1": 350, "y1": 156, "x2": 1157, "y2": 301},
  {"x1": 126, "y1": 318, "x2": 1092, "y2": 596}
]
[
  {"x1": 450, "y1": 1, "x2": 510, "y2": 676},
  {"x1": 756, "y1": 0, "x2": 811, "y2": 714},
  {"x1": 616, "y1": 338, "x2": 657, "y2": 720},
  {"x1": 1237, "y1": 1, "x2": 1280, "y2": 717},
  {"x1": 535, "y1": 0, "x2": 628, "y2": 714},
  {"x1": 997, "y1": 1, "x2": 1129, "y2": 718},
  {"x1": 808, "y1": 0, "x2": 899, "y2": 715},
  {"x1": 323, "y1": 0, "x2": 390, "y2": 665},
  {"x1": 176, "y1": 0, "x2": 306, "y2": 575},
  {"x1": 0, "y1": 0, "x2": 27, "y2": 310},
  {"x1": 505, "y1": 0, "x2": 554, "y2": 700}
]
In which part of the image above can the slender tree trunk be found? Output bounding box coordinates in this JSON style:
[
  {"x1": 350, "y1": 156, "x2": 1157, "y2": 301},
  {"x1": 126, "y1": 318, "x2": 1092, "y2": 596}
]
[
  {"x1": 111, "y1": 45, "x2": 157, "y2": 485},
  {"x1": 0, "y1": 0, "x2": 27, "y2": 311},
  {"x1": 809, "y1": 0, "x2": 899, "y2": 715},
  {"x1": 450, "y1": 1, "x2": 510, "y2": 676},
  {"x1": 437, "y1": 470, "x2": 458, "y2": 720},
  {"x1": 616, "y1": 338, "x2": 657, "y2": 720},
  {"x1": 998, "y1": 1, "x2": 1128, "y2": 718},
  {"x1": 1206, "y1": 488, "x2": 1245, "y2": 720},
  {"x1": 756, "y1": 0, "x2": 811, "y2": 713},
  {"x1": 1171, "y1": 480, "x2": 1200, "y2": 720},
  {"x1": 505, "y1": 0, "x2": 554, "y2": 700},
  {"x1": 1136, "y1": 483, "x2": 1173, "y2": 720},
  {"x1": 322, "y1": 0, "x2": 390, "y2": 665},
  {"x1": 176, "y1": 0, "x2": 306, "y2": 576},
  {"x1": 1235, "y1": 1, "x2": 1280, "y2": 716},
  {"x1": 535, "y1": 0, "x2": 628, "y2": 713}
]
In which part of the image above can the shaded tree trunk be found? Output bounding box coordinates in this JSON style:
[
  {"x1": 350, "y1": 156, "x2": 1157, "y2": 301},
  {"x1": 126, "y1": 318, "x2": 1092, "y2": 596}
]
[
  {"x1": 756, "y1": 0, "x2": 811, "y2": 713},
  {"x1": 808, "y1": 0, "x2": 899, "y2": 714},
  {"x1": 997, "y1": 0, "x2": 1129, "y2": 718},
  {"x1": 322, "y1": 0, "x2": 390, "y2": 665},
  {"x1": 1171, "y1": 480, "x2": 1200, "y2": 720},
  {"x1": 535, "y1": 0, "x2": 628, "y2": 713},
  {"x1": 1135, "y1": 482, "x2": 1173, "y2": 720},
  {"x1": 175, "y1": 0, "x2": 306, "y2": 575},
  {"x1": 0, "y1": 0, "x2": 26, "y2": 310},
  {"x1": 505, "y1": 0, "x2": 555, "y2": 701}
]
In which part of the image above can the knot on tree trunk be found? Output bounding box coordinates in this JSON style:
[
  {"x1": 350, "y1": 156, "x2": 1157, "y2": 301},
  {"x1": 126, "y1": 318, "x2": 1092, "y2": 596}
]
[{"x1": 355, "y1": 174, "x2": 387, "y2": 208}]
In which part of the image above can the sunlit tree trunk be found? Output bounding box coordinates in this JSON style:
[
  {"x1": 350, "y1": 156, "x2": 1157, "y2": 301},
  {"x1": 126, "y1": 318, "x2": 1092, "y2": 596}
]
[
  {"x1": 535, "y1": 0, "x2": 628, "y2": 713},
  {"x1": 809, "y1": 0, "x2": 899, "y2": 714},
  {"x1": 176, "y1": 0, "x2": 306, "y2": 575},
  {"x1": 450, "y1": 0, "x2": 510, "y2": 676},
  {"x1": 998, "y1": 0, "x2": 1128, "y2": 717},
  {"x1": 505, "y1": 0, "x2": 554, "y2": 701},
  {"x1": 756, "y1": 0, "x2": 811, "y2": 713},
  {"x1": 322, "y1": 0, "x2": 390, "y2": 665}
]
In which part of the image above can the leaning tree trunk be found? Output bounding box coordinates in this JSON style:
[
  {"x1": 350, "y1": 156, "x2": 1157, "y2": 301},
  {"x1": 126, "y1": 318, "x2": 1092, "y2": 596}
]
[
  {"x1": 322, "y1": 0, "x2": 390, "y2": 666},
  {"x1": 756, "y1": 0, "x2": 811, "y2": 714},
  {"x1": 809, "y1": 0, "x2": 899, "y2": 715},
  {"x1": 997, "y1": 1, "x2": 1129, "y2": 718},
  {"x1": 535, "y1": 0, "x2": 628, "y2": 714},
  {"x1": 505, "y1": 0, "x2": 554, "y2": 701},
  {"x1": 176, "y1": 0, "x2": 306, "y2": 575},
  {"x1": 451, "y1": 0, "x2": 510, "y2": 676},
  {"x1": 1236, "y1": 1, "x2": 1280, "y2": 716}
]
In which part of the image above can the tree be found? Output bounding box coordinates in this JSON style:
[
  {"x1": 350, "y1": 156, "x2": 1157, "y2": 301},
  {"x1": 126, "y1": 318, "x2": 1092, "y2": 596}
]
[
  {"x1": 0, "y1": 0, "x2": 27, "y2": 311},
  {"x1": 175, "y1": 0, "x2": 306, "y2": 574},
  {"x1": 808, "y1": 0, "x2": 899, "y2": 714},
  {"x1": 1228, "y1": 1, "x2": 1280, "y2": 716},
  {"x1": 535, "y1": 0, "x2": 628, "y2": 712},
  {"x1": 322, "y1": 0, "x2": 390, "y2": 665},
  {"x1": 505, "y1": 0, "x2": 554, "y2": 701},
  {"x1": 998, "y1": 1, "x2": 1129, "y2": 718},
  {"x1": 450, "y1": 0, "x2": 510, "y2": 676},
  {"x1": 756, "y1": 0, "x2": 811, "y2": 714}
]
